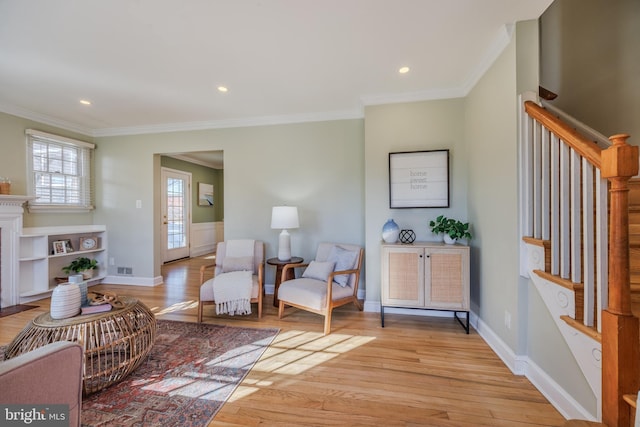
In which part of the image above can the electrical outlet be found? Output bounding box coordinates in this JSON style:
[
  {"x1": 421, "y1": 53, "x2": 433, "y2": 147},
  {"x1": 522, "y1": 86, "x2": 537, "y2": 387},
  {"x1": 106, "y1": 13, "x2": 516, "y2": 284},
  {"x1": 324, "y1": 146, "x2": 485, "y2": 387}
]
[
  {"x1": 109, "y1": 257, "x2": 115, "y2": 266},
  {"x1": 504, "y1": 310, "x2": 512, "y2": 329}
]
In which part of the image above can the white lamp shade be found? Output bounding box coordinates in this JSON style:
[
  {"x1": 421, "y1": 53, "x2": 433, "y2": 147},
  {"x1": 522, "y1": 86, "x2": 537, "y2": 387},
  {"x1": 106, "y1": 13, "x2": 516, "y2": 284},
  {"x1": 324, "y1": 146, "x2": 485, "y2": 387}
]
[
  {"x1": 271, "y1": 206, "x2": 299, "y2": 261},
  {"x1": 271, "y1": 206, "x2": 299, "y2": 229}
]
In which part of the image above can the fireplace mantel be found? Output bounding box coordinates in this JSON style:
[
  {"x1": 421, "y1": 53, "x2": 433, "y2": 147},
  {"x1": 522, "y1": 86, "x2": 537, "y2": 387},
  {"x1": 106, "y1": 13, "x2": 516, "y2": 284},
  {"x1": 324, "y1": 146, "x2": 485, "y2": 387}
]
[
  {"x1": 0, "y1": 195, "x2": 36, "y2": 207},
  {"x1": 0, "y1": 195, "x2": 34, "y2": 308}
]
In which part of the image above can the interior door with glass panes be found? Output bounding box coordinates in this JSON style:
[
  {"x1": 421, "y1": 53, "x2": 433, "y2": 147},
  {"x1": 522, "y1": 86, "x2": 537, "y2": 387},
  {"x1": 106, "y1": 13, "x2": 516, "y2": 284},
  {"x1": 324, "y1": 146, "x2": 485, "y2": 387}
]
[{"x1": 161, "y1": 168, "x2": 191, "y2": 263}]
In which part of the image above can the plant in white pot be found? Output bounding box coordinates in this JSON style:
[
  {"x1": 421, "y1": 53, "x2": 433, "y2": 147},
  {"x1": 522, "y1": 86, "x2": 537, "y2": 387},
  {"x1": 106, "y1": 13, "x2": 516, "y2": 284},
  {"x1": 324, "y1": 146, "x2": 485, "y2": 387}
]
[
  {"x1": 429, "y1": 215, "x2": 472, "y2": 244},
  {"x1": 62, "y1": 257, "x2": 98, "y2": 280}
]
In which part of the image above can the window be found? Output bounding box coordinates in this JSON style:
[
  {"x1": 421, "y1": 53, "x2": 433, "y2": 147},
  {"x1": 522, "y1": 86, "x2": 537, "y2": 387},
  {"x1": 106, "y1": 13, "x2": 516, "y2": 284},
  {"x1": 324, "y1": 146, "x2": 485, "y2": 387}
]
[{"x1": 26, "y1": 129, "x2": 95, "y2": 211}]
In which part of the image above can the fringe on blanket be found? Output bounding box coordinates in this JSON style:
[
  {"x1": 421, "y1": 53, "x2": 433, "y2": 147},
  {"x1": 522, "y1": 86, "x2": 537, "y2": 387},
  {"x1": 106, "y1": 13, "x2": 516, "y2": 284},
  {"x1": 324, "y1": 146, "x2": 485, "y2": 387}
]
[{"x1": 216, "y1": 298, "x2": 252, "y2": 316}]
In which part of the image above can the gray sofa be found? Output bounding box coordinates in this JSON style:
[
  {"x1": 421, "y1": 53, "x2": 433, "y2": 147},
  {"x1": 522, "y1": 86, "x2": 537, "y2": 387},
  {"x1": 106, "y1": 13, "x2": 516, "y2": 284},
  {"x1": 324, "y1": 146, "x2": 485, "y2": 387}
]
[{"x1": 0, "y1": 341, "x2": 83, "y2": 426}]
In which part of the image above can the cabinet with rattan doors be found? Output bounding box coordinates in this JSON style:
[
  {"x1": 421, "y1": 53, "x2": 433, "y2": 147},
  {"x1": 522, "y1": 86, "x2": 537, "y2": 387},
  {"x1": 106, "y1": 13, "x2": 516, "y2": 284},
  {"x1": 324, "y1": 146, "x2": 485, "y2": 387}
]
[{"x1": 380, "y1": 242, "x2": 470, "y2": 333}]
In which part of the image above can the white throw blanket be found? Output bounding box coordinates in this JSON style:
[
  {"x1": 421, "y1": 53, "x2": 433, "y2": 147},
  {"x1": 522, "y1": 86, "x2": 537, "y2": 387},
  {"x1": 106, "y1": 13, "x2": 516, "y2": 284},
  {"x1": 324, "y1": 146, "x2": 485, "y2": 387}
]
[
  {"x1": 212, "y1": 239, "x2": 255, "y2": 316},
  {"x1": 212, "y1": 271, "x2": 253, "y2": 315}
]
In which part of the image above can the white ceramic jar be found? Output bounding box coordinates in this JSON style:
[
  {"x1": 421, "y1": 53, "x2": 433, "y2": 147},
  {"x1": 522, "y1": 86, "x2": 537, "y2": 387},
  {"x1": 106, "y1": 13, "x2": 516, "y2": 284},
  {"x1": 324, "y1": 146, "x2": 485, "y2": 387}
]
[{"x1": 50, "y1": 282, "x2": 81, "y2": 319}]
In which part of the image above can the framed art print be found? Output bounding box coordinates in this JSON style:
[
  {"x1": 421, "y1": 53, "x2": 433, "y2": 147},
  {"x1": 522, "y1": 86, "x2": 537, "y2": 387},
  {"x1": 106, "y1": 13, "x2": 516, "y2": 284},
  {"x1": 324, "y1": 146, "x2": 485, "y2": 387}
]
[
  {"x1": 198, "y1": 182, "x2": 214, "y2": 206},
  {"x1": 389, "y1": 149, "x2": 449, "y2": 208}
]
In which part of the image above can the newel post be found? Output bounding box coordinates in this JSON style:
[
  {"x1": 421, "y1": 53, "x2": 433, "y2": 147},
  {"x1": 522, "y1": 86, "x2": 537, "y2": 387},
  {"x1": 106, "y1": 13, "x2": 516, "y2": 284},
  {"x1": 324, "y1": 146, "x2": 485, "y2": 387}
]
[{"x1": 600, "y1": 134, "x2": 639, "y2": 426}]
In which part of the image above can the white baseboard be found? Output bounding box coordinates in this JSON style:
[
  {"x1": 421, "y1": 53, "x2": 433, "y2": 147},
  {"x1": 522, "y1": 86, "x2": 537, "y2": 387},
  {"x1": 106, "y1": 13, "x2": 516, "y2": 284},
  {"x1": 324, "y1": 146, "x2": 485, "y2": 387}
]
[
  {"x1": 525, "y1": 357, "x2": 596, "y2": 421},
  {"x1": 474, "y1": 316, "x2": 597, "y2": 421}
]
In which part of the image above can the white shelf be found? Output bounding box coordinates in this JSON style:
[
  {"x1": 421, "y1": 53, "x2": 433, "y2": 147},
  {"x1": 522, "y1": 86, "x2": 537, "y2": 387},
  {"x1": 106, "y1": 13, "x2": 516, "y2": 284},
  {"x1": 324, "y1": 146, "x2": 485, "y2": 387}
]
[
  {"x1": 48, "y1": 248, "x2": 105, "y2": 259},
  {"x1": 19, "y1": 225, "x2": 107, "y2": 302}
]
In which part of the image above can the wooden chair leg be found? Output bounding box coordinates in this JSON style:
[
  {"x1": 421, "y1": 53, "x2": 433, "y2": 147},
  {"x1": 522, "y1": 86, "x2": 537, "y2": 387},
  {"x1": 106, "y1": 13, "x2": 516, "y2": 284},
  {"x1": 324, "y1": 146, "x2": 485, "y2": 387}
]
[
  {"x1": 324, "y1": 308, "x2": 333, "y2": 335},
  {"x1": 257, "y1": 293, "x2": 263, "y2": 319},
  {"x1": 278, "y1": 300, "x2": 285, "y2": 318},
  {"x1": 197, "y1": 301, "x2": 203, "y2": 323},
  {"x1": 353, "y1": 298, "x2": 363, "y2": 311}
]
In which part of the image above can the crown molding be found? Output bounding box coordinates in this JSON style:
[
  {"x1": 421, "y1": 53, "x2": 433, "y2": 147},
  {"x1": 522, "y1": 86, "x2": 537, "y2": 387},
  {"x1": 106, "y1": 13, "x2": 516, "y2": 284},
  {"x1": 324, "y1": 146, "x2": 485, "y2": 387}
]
[
  {"x1": 0, "y1": 102, "x2": 363, "y2": 138},
  {"x1": 459, "y1": 23, "x2": 514, "y2": 95},
  {"x1": 0, "y1": 103, "x2": 93, "y2": 137},
  {"x1": 92, "y1": 109, "x2": 364, "y2": 137},
  {"x1": 360, "y1": 87, "x2": 466, "y2": 106},
  {"x1": 0, "y1": 24, "x2": 514, "y2": 138},
  {"x1": 166, "y1": 153, "x2": 222, "y2": 169},
  {"x1": 361, "y1": 23, "x2": 514, "y2": 107}
]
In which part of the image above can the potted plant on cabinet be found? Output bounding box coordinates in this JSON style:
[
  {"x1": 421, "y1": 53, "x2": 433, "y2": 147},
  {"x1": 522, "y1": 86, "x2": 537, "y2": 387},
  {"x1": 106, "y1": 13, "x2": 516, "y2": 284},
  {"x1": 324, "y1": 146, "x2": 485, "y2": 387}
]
[
  {"x1": 429, "y1": 215, "x2": 472, "y2": 244},
  {"x1": 62, "y1": 257, "x2": 99, "y2": 280}
]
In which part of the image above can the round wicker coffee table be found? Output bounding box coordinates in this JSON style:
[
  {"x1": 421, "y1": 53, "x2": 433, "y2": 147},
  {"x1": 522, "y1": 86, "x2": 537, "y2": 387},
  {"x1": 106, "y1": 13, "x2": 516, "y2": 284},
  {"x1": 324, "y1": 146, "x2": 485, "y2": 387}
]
[{"x1": 5, "y1": 296, "x2": 157, "y2": 395}]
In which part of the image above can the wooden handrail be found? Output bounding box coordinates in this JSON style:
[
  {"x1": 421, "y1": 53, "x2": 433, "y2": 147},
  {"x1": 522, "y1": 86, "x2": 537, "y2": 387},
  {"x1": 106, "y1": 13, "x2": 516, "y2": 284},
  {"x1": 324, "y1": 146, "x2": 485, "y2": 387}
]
[{"x1": 524, "y1": 101, "x2": 602, "y2": 168}]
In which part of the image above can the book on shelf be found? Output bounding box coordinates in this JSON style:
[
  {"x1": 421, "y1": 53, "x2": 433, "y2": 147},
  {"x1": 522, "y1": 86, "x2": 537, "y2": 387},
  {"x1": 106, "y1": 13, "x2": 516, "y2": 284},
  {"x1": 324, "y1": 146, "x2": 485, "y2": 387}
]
[{"x1": 80, "y1": 303, "x2": 112, "y2": 315}]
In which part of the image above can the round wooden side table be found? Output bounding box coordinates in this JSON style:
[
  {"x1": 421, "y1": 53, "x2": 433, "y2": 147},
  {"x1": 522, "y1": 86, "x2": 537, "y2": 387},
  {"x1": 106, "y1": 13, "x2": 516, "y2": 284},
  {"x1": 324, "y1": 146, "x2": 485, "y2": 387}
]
[
  {"x1": 267, "y1": 256, "x2": 303, "y2": 307},
  {"x1": 5, "y1": 296, "x2": 157, "y2": 395}
]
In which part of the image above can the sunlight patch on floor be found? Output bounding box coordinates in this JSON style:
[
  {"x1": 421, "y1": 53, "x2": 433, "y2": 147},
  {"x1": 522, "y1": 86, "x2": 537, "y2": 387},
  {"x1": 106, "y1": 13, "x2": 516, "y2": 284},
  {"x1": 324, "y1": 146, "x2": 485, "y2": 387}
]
[
  {"x1": 152, "y1": 300, "x2": 199, "y2": 315},
  {"x1": 227, "y1": 385, "x2": 260, "y2": 402},
  {"x1": 251, "y1": 330, "x2": 375, "y2": 375}
]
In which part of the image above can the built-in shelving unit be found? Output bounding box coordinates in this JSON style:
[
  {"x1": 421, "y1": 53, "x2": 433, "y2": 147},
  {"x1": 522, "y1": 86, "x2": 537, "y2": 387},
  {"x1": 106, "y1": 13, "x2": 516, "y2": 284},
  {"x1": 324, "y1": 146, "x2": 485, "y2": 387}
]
[{"x1": 20, "y1": 225, "x2": 107, "y2": 302}]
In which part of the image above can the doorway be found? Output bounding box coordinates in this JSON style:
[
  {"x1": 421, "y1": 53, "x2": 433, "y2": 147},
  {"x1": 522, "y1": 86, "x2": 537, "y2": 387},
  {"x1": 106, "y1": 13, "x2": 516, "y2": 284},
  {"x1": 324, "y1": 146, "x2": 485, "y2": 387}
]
[{"x1": 161, "y1": 167, "x2": 191, "y2": 263}]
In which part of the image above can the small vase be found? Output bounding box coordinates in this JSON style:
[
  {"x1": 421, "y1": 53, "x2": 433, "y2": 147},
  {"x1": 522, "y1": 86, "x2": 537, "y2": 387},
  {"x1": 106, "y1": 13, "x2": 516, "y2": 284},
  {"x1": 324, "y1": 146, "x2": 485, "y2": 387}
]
[
  {"x1": 68, "y1": 274, "x2": 88, "y2": 306},
  {"x1": 50, "y1": 282, "x2": 81, "y2": 319},
  {"x1": 443, "y1": 234, "x2": 457, "y2": 245},
  {"x1": 382, "y1": 219, "x2": 400, "y2": 243}
]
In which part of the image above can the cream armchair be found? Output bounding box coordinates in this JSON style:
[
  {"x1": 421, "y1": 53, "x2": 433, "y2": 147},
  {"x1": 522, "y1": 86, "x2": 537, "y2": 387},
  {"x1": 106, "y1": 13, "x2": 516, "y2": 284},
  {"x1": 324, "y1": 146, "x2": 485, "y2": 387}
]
[
  {"x1": 277, "y1": 243, "x2": 363, "y2": 334},
  {"x1": 198, "y1": 240, "x2": 264, "y2": 322}
]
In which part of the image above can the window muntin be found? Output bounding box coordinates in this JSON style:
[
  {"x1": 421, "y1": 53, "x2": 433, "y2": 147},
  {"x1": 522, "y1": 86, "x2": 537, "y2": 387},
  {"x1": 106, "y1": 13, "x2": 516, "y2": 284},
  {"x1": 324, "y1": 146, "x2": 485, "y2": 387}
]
[{"x1": 26, "y1": 129, "x2": 95, "y2": 211}]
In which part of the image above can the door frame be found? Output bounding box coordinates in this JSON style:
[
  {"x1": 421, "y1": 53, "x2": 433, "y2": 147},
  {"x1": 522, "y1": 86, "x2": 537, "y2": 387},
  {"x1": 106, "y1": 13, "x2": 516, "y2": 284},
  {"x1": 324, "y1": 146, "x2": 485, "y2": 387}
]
[{"x1": 161, "y1": 167, "x2": 192, "y2": 263}]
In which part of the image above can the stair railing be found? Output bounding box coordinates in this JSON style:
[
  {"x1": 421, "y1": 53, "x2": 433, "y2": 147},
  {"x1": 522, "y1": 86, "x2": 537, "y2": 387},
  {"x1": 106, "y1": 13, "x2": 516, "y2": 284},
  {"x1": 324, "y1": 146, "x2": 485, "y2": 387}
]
[
  {"x1": 521, "y1": 97, "x2": 608, "y2": 331},
  {"x1": 520, "y1": 93, "x2": 640, "y2": 426}
]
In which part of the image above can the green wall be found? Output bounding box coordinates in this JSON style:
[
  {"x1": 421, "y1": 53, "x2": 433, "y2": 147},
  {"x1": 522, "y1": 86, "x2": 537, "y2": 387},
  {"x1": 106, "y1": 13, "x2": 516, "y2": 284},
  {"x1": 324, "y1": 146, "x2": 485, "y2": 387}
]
[
  {"x1": 160, "y1": 156, "x2": 224, "y2": 222},
  {"x1": 0, "y1": 113, "x2": 95, "y2": 228},
  {"x1": 93, "y1": 119, "x2": 364, "y2": 283},
  {"x1": 363, "y1": 98, "x2": 467, "y2": 305}
]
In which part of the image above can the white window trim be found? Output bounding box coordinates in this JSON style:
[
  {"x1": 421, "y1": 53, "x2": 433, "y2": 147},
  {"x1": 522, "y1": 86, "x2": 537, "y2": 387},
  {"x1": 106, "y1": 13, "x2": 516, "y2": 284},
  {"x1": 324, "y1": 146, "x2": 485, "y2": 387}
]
[{"x1": 26, "y1": 129, "x2": 95, "y2": 213}]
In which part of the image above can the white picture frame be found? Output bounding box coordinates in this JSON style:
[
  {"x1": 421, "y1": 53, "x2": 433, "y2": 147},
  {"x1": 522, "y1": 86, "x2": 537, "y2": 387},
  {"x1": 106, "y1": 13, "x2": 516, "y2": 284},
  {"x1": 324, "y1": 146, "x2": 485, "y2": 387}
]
[
  {"x1": 53, "y1": 240, "x2": 67, "y2": 255},
  {"x1": 389, "y1": 149, "x2": 450, "y2": 208}
]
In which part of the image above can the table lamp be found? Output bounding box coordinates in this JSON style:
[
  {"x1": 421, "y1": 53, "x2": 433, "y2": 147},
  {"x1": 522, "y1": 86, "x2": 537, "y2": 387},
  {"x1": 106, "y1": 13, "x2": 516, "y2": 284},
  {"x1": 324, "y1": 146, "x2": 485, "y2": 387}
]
[{"x1": 271, "y1": 206, "x2": 299, "y2": 261}]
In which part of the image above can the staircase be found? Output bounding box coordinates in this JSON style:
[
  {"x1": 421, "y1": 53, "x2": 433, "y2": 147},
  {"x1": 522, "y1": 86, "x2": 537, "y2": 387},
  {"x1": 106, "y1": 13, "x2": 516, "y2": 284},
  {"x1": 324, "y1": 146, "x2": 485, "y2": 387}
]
[{"x1": 519, "y1": 91, "x2": 640, "y2": 426}]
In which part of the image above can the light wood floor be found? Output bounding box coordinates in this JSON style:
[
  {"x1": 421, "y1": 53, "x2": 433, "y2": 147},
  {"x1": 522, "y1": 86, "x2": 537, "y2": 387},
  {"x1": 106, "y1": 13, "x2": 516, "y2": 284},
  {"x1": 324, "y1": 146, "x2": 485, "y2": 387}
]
[{"x1": 0, "y1": 255, "x2": 567, "y2": 426}]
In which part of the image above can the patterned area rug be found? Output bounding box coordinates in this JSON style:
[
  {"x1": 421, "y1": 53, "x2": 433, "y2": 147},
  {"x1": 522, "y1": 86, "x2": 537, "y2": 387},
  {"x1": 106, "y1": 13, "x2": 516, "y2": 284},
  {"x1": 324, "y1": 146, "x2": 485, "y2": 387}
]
[
  {"x1": 0, "y1": 320, "x2": 278, "y2": 426},
  {"x1": 79, "y1": 320, "x2": 278, "y2": 426}
]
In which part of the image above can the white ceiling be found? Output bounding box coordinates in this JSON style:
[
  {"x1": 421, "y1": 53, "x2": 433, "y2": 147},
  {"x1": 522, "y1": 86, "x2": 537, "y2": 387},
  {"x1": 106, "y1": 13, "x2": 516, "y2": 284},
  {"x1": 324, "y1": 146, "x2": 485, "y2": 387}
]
[{"x1": 0, "y1": 0, "x2": 552, "y2": 138}]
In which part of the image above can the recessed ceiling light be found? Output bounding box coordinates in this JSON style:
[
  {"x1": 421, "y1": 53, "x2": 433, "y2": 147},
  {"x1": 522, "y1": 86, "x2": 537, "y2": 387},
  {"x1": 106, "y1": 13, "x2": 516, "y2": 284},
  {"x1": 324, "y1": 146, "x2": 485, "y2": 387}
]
[
  {"x1": 399, "y1": 66, "x2": 410, "y2": 74},
  {"x1": 79, "y1": 99, "x2": 91, "y2": 105},
  {"x1": 217, "y1": 86, "x2": 228, "y2": 93}
]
